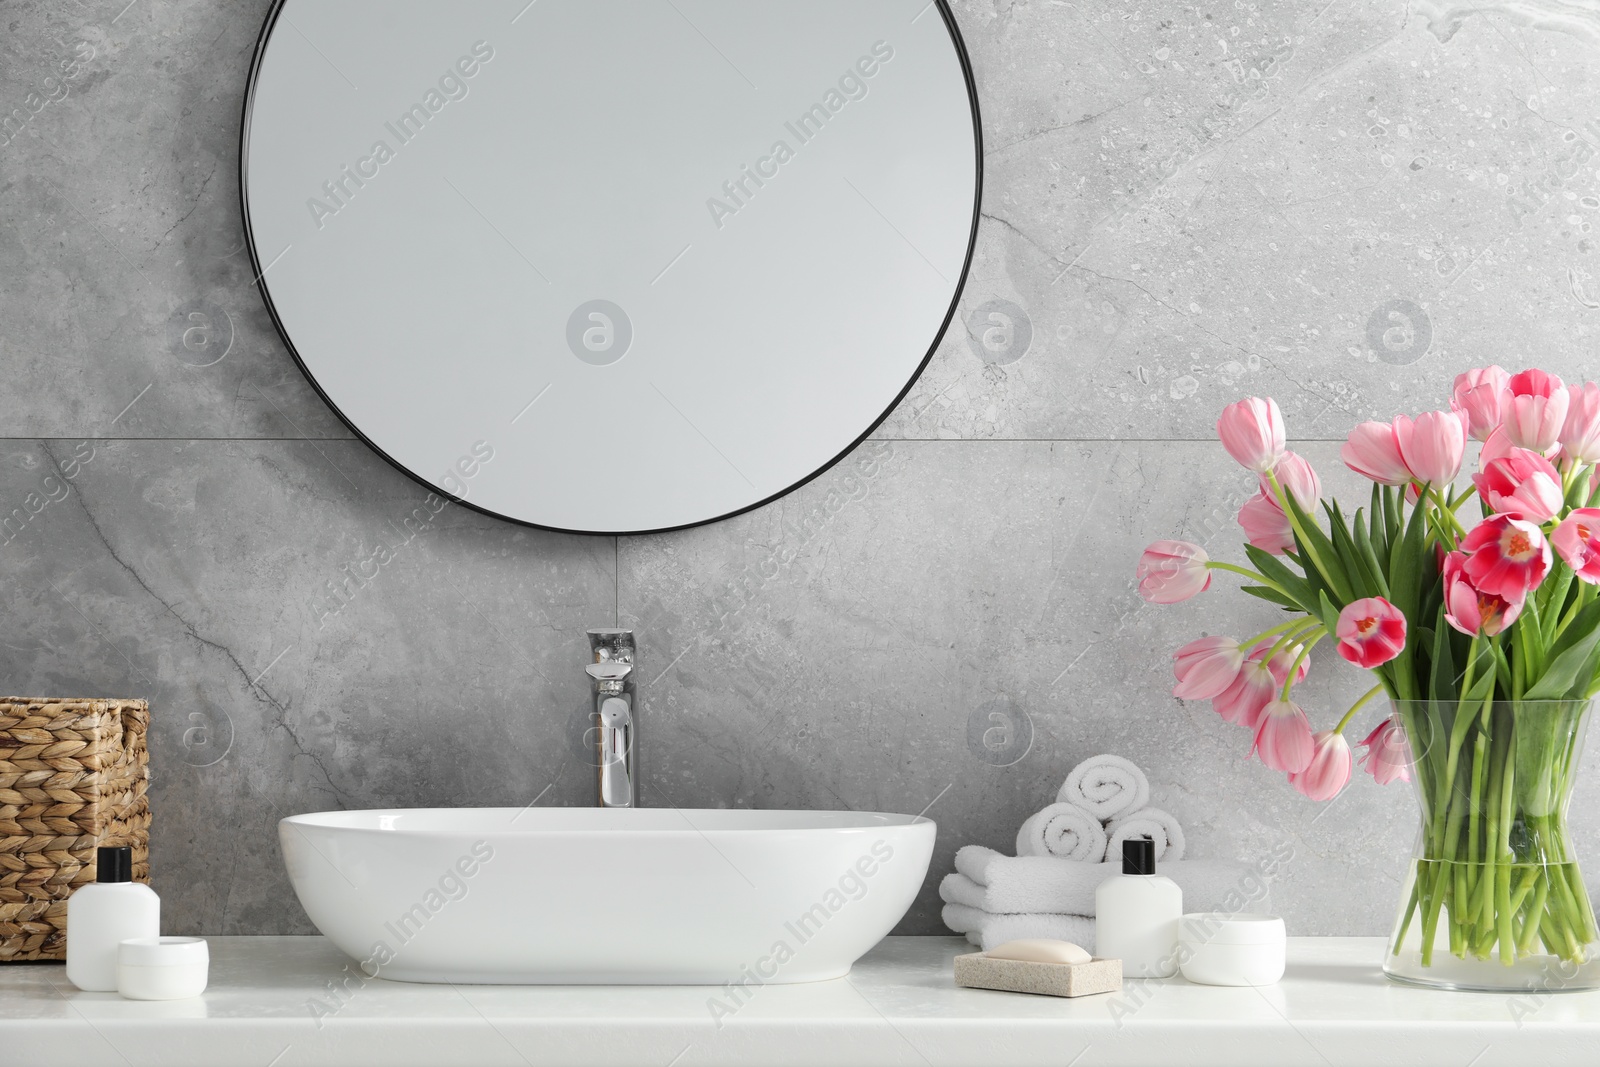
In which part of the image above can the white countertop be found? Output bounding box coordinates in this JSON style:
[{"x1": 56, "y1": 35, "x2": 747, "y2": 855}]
[{"x1": 3, "y1": 936, "x2": 1598, "y2": 1066}]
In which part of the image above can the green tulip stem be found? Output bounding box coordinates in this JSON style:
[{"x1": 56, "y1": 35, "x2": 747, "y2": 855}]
[
  {"x1": 1244, "y1": 616, "x2": 1318, "y2": 649},
  {"x1": 1205, "y1": 560, "x2": 1282, "y2": 589},
  {"x1": 1267, "y1": 469, "x2": 1337, "y2": 589},
  {"x1": 1425, "y1": 485, "x2": 1468, "y2": 539},
  {"x1": 1334, "y1": 684, "x2": 1386, "y2": 734},
  {"x1": 1278, "y1": 632, "x2": 1325, "y2": 701}
]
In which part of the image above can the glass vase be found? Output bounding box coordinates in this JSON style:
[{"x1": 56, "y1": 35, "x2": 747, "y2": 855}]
[{"x1": 1385, "y1": 699, "x2": 1600, "y2": 991}]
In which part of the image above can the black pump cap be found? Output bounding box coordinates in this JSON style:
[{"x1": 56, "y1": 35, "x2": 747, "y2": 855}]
[
  {"x1": 96, "y1": 846, "x2": 133, "y2": 883},
  {"x1": 1121, "y1": 838, "x2": 1156, "y2": 876}
]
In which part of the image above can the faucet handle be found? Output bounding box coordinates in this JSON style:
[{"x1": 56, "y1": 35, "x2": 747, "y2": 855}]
[
  {"x1": 585, "y1": 662, "x2": 632, "y2": 682},
  {"x1": 586, "y1": 627, "x2": 634, "y2": 665}
]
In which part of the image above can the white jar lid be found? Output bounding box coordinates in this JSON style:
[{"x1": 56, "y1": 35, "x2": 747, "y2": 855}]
[
  {"x1": 119, "y1": 937, "x2": 210, "y2": 967},
  {"x1": 1180, "y1": 912, "x2": 1285, "y2": 946}
]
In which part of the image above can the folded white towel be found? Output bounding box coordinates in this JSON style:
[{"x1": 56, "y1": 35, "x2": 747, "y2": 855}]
[
  {"x1": 942, "y1": 851, "x2": 1100, "y2": 914},
  {"x1": 1057, "y1": 754, "x2": 1150, "y2": 822},
  {"x1": 941, "y1": 902, "x2": 1097, "y2": 952},
  {"x1": 953, "y1": 843, "x2": 1011, "y2": 886},
  {"x1": 942, "y1": 845, "x2": 1268, "y2": 916},
  {"x1": 1106, "y1": 807, "x2": 1186, "y2": 863},
  {"x1": 1015, "y1": 802, "x2": 1107, "y2": 861},
  {"x1": 947, "y1": 846, "x2": 1103, "y2": 913}
]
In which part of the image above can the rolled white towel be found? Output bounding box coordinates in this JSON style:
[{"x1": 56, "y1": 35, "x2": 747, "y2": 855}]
[
  {"x1": 941, "y1": 902, "x2": 1098, "y2": 953},
  {"x1": 1056, "y1": 754, "x2": 1150, "y2": 822},
  {"x1": 1015, "y1": 802, "x2": 1107, "y2": 862},
  {"x1": 944, "y1": 845, "x2": 1266, "y2": 916},
  {"x1": 1106, "y1": 807, "x2": 1186, "y2": 863}
]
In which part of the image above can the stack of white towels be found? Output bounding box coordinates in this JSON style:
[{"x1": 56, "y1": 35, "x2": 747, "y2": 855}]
[{"x1": 941, "y1": 754, "x2": 1267, "y2": 951}]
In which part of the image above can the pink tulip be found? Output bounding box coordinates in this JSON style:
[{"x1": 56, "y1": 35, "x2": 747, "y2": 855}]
[
  {"x1": 1357, "y1": 719, "x2": 1412, "y2": 785},
  {"x1": 1217, "y1": 397, "x2": 1287, "y2": 472},
  {"x1": 1238, "y1": 451, "x2": 1321, "y2": 554},
  {"x1": 1474, "y1": 447, "x2": 1565, "y2": 523},
  {"x1": 1252, "y1": 639, "x2": 1310, "y2": 688},
  {"x1": 1237, "y1": 491, "x2": 1295, "y2": 554},
  {"x1": 1479, "y1": 426, "x2": 1516, "y2": 469},
  {"x1": 1394, "y1": 410, "x2": 1467, "y2": 485},
  {"x1": 1461, "y1": 515, "x2": 1552, "y2": 600},
  {"x1": 1511, "y1": 368, "x2": 1566, "y2": 398},
  {"x1": 1213, "y1": 656, "x2": 1278, "y2": 729},
  {"x1": 1452, "y1": 366, "x2": 1511, "y2": 442},
  {"x1": 1335, "y1": 597, "x2": 1407, "y2": 669},
  {"x1": 1505, "y1": 369, "x2": 1570, "y2": 453},
  {"x1": 1552, "y1": 508, "x2": 1600, "y2": 585},
  {"x1": 1137, "y1": 541, "x2": 1211, "y2": 603},
  {"x1": 1442, "y1": 549, "x2": 1525, "y2": 637},
  {"x1": 1264, "y1": 451, "x2": 1321, "y2": 506},
  {"x1": 1172, "y1": 636, "x2": 1246, "y2": 700},
  {"x1": 1342, "y1": 421, "x2": 1411, "y2": 485},
  {"x1": 1252, "y1": 699, "x2": 1316, "y2": 773},
  {"x1": 1561, "y1": 383, "x2": 1600, "y2": 465},
  {"x1": 1289, "y1": 731, "x2": 1352, "y2": 801}
]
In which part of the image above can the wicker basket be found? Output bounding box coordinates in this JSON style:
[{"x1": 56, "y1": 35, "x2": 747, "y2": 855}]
[{"x1": 0, "y1": 698, "x2": 150, "y2": 961}]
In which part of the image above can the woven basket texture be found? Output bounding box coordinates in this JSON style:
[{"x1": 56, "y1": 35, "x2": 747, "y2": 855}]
[{"x1": 0, "y1": 698, "x2": 150, "y2": 962}]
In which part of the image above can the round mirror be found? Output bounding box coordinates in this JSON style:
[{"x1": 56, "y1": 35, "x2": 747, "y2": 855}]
[{"x1": 243, "y1": 1, "x2": 980, "y2": 533}]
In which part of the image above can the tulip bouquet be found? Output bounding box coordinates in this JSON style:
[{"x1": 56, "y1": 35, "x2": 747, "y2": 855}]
[{"x1": 1138, "y1": 368, "x2": 1600, "y2": 978}]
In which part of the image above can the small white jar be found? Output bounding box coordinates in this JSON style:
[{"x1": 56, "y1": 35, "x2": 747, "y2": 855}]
[
  {"x1": 1178, "y1": 913, "x2": 1285, "y2": 986},
  {"x1": 117, "y1": 937, "x2": 209, "y2": 1000}
]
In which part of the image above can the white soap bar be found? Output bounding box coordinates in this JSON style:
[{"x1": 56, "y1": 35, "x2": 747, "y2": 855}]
[{"x1": 983, "y1": 939, "x2": 1092, "y2": 965}]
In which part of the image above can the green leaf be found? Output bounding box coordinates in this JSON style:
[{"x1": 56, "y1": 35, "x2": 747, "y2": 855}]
[
  {"x1": 1289, "y1": 548, "x2": 1335, "y2": 611},
  {"x1": 1520, "y1": 595, "x2": 1546, "y2": 680},
  {"x1": 1324, "y1": 502, "x2": 1388, "y2": 601},
  {"x1": 1465, "y1": 659, "x2": 1496, "y2": 705},
  {"x1": 1385, "y1": 494, "x2": 1434, "y2": 701},
  {"x1": 1240, "y1": 585, "x2": 1304, "y2": 611},
  {"x1": 1244, "y1": 544, "x2": 1317, "y2": 613},
  {"x1": 1317, "y1": 590, "x2": 1343, "y2": 637},
  {"x1": 1524, "y1": 600, "x2": 1600, "y2": 700},
  {"x1": 1283, "y1": 490, "x2": 1354, "y2": 603},
  {"x1": 1570, "y1": 472, "x2": 1595, "y2": 511},
  {"x1": 1352, "y1": 516, "x2": 1391, "y2": 599},
  {"x1": 1326, "y1": 501, "x2": 1382, "y2": 601},
  {"x1": 1369, "y1": 483, "x2": 1384, "y2": 553},
  {"x1": 1493, "y1": 641, "x2": 1514, "y2": 692},
  {"x1": 1540, "y1": 568, "x2": 1576, "y2": 648},
  {"x1": 1417, "y1": 582, "x2": 1445, "y2": 641},
  {"x1": 1428, "y1": 606, "x2": 1456, "y2": 703},
  {"x1": 1388, "y1": 491, "x2": 1432, "y2": 623}
]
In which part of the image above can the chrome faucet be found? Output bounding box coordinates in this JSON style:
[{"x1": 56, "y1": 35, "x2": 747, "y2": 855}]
[{"x1": 585, "y1": 628, "x2": 635, "y2": 807}]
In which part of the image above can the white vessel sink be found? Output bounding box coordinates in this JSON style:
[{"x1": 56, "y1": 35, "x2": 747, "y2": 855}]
[{"x1": 279, "y1": 807, "x2": 935, "y2": 984}]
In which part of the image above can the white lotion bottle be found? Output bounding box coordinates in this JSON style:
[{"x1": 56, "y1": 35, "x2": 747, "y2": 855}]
[
  {"x1": 66, "y1": 846, "x2": 160, "y2": 992},
  {"x1": 1095, "y1": 839, "x2": 1182, "y2": 978}
]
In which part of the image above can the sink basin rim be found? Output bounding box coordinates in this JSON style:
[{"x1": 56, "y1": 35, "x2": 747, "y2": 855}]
[{"x1": 280, "y1": 807, "x2": 933, "y2": 837}]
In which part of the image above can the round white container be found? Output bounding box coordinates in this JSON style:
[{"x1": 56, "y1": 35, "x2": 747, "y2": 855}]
[
  {"x1": 117, "y1": 937, "x2": 209, "y2": 1000},
  {"x1": 1178, "y1": 913, "x2": 1285, "y2": 986}
]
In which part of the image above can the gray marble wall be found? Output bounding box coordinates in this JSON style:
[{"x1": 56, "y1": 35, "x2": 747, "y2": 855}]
[{"x1": 3, "y1": 0, "x2": 1598, "y2": 938}]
